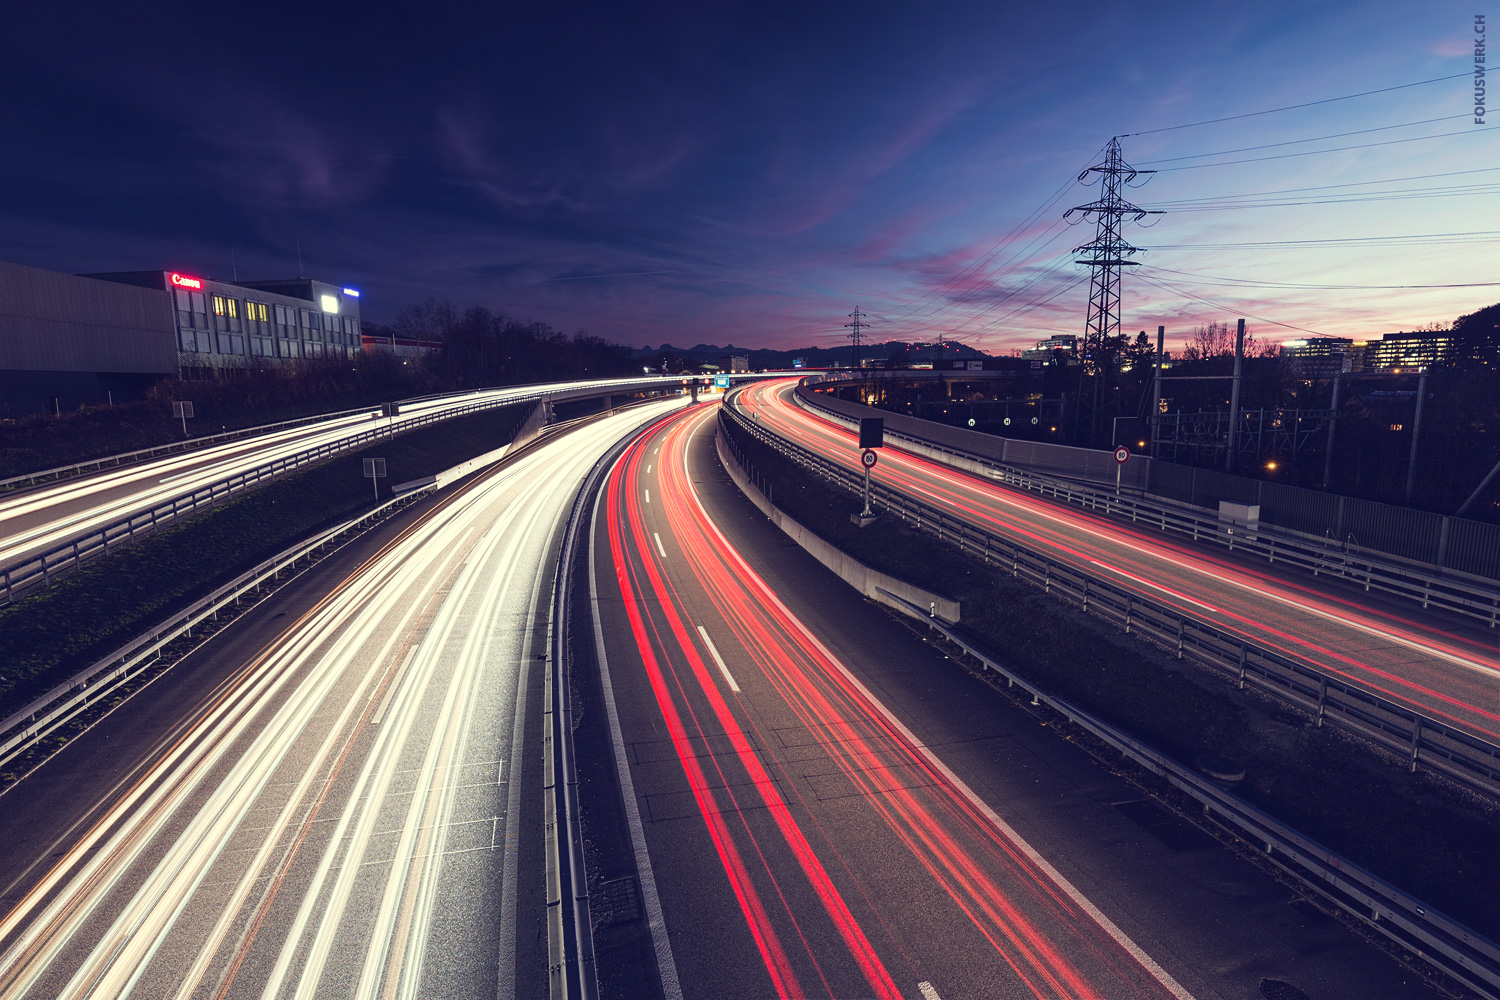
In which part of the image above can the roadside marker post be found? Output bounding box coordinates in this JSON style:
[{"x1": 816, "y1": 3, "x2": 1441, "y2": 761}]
[{"x1": 363, "y1": 457, "x2": 387, "y2": 501}]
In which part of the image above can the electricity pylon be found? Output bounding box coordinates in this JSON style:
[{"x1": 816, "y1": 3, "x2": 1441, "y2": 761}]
[{"x1": 1064, "y1": 137, "x2": 1162, "y2": 440}]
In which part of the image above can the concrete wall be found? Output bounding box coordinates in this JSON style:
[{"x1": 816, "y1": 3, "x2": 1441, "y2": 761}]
[{"x1": 716, "y1": 423, "x2": 960, "y2": 623}]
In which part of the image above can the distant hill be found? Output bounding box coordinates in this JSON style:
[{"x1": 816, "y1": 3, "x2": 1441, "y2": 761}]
[{"x1": 635, "y1": 340, "x2": 994, "y2": 370}]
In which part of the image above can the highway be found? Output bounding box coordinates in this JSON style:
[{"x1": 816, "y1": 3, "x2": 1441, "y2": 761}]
[
  {"x1": 0, "y1": 377, "x2": 689, "y2": 584},
  {"x1": 735, "y1": 378, "x2": 1500, "y2": 746},
  {"x1": 0, "y1": 395, "x2": 687, "y2": 1000},
  {"x1": 588, "y1": 402, "x2": 1434, "y2": 999}
]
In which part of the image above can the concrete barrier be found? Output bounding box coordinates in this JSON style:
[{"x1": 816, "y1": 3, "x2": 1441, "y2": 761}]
[{"x1": 716, "y1": 424, "x2": 959, "y2": 624}]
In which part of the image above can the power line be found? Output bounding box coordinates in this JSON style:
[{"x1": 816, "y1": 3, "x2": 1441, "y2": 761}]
[
  {"x1": 1121, "y1": 71, "x2": 1473, "y2": 137},
  {"x1": 1144, "y1": 167, "x2": 1500, "y2": 205},
  {"x1": 1152, "y1": 127, "x2": 1481, "y2": 171},
  {"x1": 1137, "y1": 115, "x2": 1471, "y2": 165},
  {"x1": 1141, "y1": 264, "x2": 1500, "y2": 290},
  {"x1": 1136, "y1": 273, "x2": 1329, "y2": 336},
  {"x1": 1142, "y1": 229, "x2": 1500, "y2": 250}
]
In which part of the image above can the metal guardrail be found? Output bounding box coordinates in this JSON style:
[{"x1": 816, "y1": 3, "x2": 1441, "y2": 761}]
[
  {"x1": 719, "y1": 404, "x2": 1500, "y2": 800},
  {"x1": 0, "y1": 404, "x2": 381, "y2": 494},
  {"x1": 0, "y1": 486, "x2": 437, "y2": 775},
  {"x1": 883, "y1": 593, "x2": 1500, "y2": 1000},
  {"x1": 791, "y1": 384, "x2": 1500, "y2": 629},
  {"x1": 0, "y1": 395, "x2": 528, "y2": 605},
  {"x1": 1, "y1": 377, "x2": 697, "y2": 606}
]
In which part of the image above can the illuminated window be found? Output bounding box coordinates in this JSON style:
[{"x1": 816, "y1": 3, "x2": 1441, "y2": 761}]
[
  {"x1": 226, "y1": 298, "x2": 238, "y2": 319},
  {"x1": 213, "y1": 296, "x2": 226, "y2": 316}
]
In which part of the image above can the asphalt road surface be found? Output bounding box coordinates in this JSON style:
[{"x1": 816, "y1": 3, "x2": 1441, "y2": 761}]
[
  {"x1": 0, "y1": 377, "x2": 691, "y2": 580},
  {"x1": 734, "y1": 378, "x2": 1500, "y2": 746},
  {"x1": 0, "y1": 396, "x2": 686, "y2": 1000},
  {"x1": 587, "y1": 402, "x2": 1439, "y2": 1000}
]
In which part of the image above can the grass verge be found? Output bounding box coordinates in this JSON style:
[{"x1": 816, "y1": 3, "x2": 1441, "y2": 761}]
[
  {"x1": 721, "y1": 414, "x2": 1500, "y2": 941},
  {"x1": 0, "y1": 403, "x2": 530, "y2": 720}
]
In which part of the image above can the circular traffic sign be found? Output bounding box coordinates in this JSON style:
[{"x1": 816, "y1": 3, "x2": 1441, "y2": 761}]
[
  {"x1": 1003, "y1": 417, "x2": 1011, "y2": 426},
  {"x1": 967, "y1": 418, "x2": 976, "y2": 427},
  {"x1": 861, "y1": 449, "x2": 878, "y2": 468},
  {"x1": 1031, "y1": 416, "x2": 1039, "y2": 425},
  {"x1": 1113, "y1": 445, "x2": 1131, "y2": 464}
]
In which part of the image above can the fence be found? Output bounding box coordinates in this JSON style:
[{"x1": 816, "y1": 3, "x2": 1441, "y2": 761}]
[
  {"x1": 718, "y1": 403, "x2": 1500, "y2": 799},
  {"x1": 799, "y1": 372, "x2": 1500, "y2": 581},
  {"x1": 793, "y1": 379, "x2": 1500, "y2": 627}
]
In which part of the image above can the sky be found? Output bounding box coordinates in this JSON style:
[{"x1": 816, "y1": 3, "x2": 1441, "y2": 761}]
[{"x1": 2, "y1": 1, "x2": 1495, "y2": 355}]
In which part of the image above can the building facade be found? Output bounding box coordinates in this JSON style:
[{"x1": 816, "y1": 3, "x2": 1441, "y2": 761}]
[
  {"x1": 0, "y1": 260, "x2": 177, "y2": 416},
  {"x1": 1278, "y1": 337, "x2": 1356, "y2": 377},
  {"x1": 1021, "y1": 334, "x2": 1078, "y2": 362},
  {"x1": 86, "y1": 272, "x2": 363, "y2": 378},
  {"x1": 1355, "y1": 330, "x2": 1457, "y2": 374}
]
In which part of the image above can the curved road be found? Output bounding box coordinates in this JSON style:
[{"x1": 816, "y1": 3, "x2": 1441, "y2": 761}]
[
  {"x1": 736, "y1": 378, "x2": 1500, "y2": 745},
  {"x1": 0, "y1": 396, "x2": 687, "y2": 1000},
  {"x1": 587, "y1": 402, "x2": 1435, "y2": 999}
]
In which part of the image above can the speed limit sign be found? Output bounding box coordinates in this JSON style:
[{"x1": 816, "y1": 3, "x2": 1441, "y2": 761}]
[
  {"x1": 861, "y1": 449, "x2": 878, "y2": 468},
  {"x1": 1113, "y1": 445, "x2": 1131, "y2": 464}
]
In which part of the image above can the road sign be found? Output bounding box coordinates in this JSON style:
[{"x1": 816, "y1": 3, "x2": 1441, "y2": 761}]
[
  {"x1": 858, "y1": 417, "x2": 884, "y2": 449},
  {"x1": 714, "y1": 375, "x2": 730, "y2": 388},
  {"x1": 172, "y1": 400, "x2": 194, "y2": 437},
  {"x1": 967, "y1": 418, "x2": 976, "y2": 427},
  {"x1": 861, "y1": 449, "x2": 877, "y2": 468},
  {"x1": 1113, "y1": 445, "x2": 1131, "y2": 464}
]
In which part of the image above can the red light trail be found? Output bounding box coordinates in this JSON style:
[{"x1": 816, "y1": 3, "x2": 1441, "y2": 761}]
[
  {"x1": 600, "y1": 402, "x2": 1191, "y2": 998},
  {"x1": 737, "y1": 378, "x2": 1500, "y2": 743}
]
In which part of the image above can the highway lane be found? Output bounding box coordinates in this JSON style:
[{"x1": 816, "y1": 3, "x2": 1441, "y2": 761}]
[
  {"x1": 736, "y1": 378, "x2": 1500, "y2": 745},
  {"x1": 0, "y1": 377, "x2": 691, "y2": 579},
  {"x1": 0, "y1": 395, "x2": 688, "y2": 1000},
  {"x1": 595, "y1": 405, "x2": 1195, "y2": 999},
  {"x1": 589, "y1": 403, "x2": 1440, "y2": 999}
]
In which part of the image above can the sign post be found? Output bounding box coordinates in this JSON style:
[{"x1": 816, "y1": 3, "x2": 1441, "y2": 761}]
[
  {"x1": 860, "y1": 448, "x2": 878, "y2": 516},
  {"x1": 363, "y1": 457, "x2": 387, "y2": 501},
  {"x1": 172, "y1": 400, "x2": 194, "y2": 438},
  {"x1": 1113, "y1": 445, "x2": 1130, "y2": 494}
]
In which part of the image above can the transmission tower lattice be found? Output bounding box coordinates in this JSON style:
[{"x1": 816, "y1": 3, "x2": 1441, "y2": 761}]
[
  {"x1": 1064, "y1": 137, "x2": 1162, "y2": 437},
  {"x1": 845, "y1": 307, "x2": 869, "y2": 369}
]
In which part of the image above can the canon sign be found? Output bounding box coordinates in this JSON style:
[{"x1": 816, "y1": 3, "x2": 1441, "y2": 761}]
[{"x1": 170, "y1": 272, "x2": 203, "y2": 290}]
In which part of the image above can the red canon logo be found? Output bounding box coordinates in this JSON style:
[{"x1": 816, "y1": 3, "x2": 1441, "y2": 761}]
[{"x1": 170, "y1": 272, "x2": 203, "y2": 290}]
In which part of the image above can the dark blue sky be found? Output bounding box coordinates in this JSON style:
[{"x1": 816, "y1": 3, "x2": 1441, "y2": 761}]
[{"x1": 3, "y1": 2, "x2": 1494, "y2": 353}]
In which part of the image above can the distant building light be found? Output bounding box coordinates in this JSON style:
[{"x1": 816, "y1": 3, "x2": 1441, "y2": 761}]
[
  {"x1": 1390, "y1": 423, "x2": 1404, "y2": 431},
  {"x1": 170, "y1": 272, "x2": 203, "y2": 290},
  {"x1": 343, "y1": 287, "x2": 360, "y2": 298},
  {"x1": 320, "y1": 294, "x2": 340, "y2": 314}
]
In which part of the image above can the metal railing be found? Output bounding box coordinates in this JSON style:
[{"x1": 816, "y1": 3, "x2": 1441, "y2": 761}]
[
  {"x1": 0, "y1": 404, "x2": 381, "y2": 494},
  {"x1": 719, "y1": 403, "x2": 1500, "y2": 800},
  {"x1": 888, "y1": 593, "x2": 1500, "y2": 1000},
  {"x1": 0, "y1": 395, "x2": 532, "y2": 605},
  {"x1": 790, "y1": 384, "x2": 1500, "y2": 629},
  {"x1": 1, "y1": 377, "x2": 699, "y2": 605},
  {"x1": 0, "y1": 487, "x2": 437, "y2": 775}
]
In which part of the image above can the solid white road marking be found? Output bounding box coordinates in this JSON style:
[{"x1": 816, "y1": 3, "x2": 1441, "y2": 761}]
[
  {"x1": 917, "y1": 982, "x2": 942, "y2": 1000},
  {"x1": 589, "y1": 483, "x2": 684, "y2": 1000},
  {"x1": 654, "y1": 533, "x2": 667, "y2": 559},
  {"x1": 645, "y1": 489, "x2": 650, "y2": 503},
  {"x1": 696, "y1": 626, "x2": 741, "y2": 693}
]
